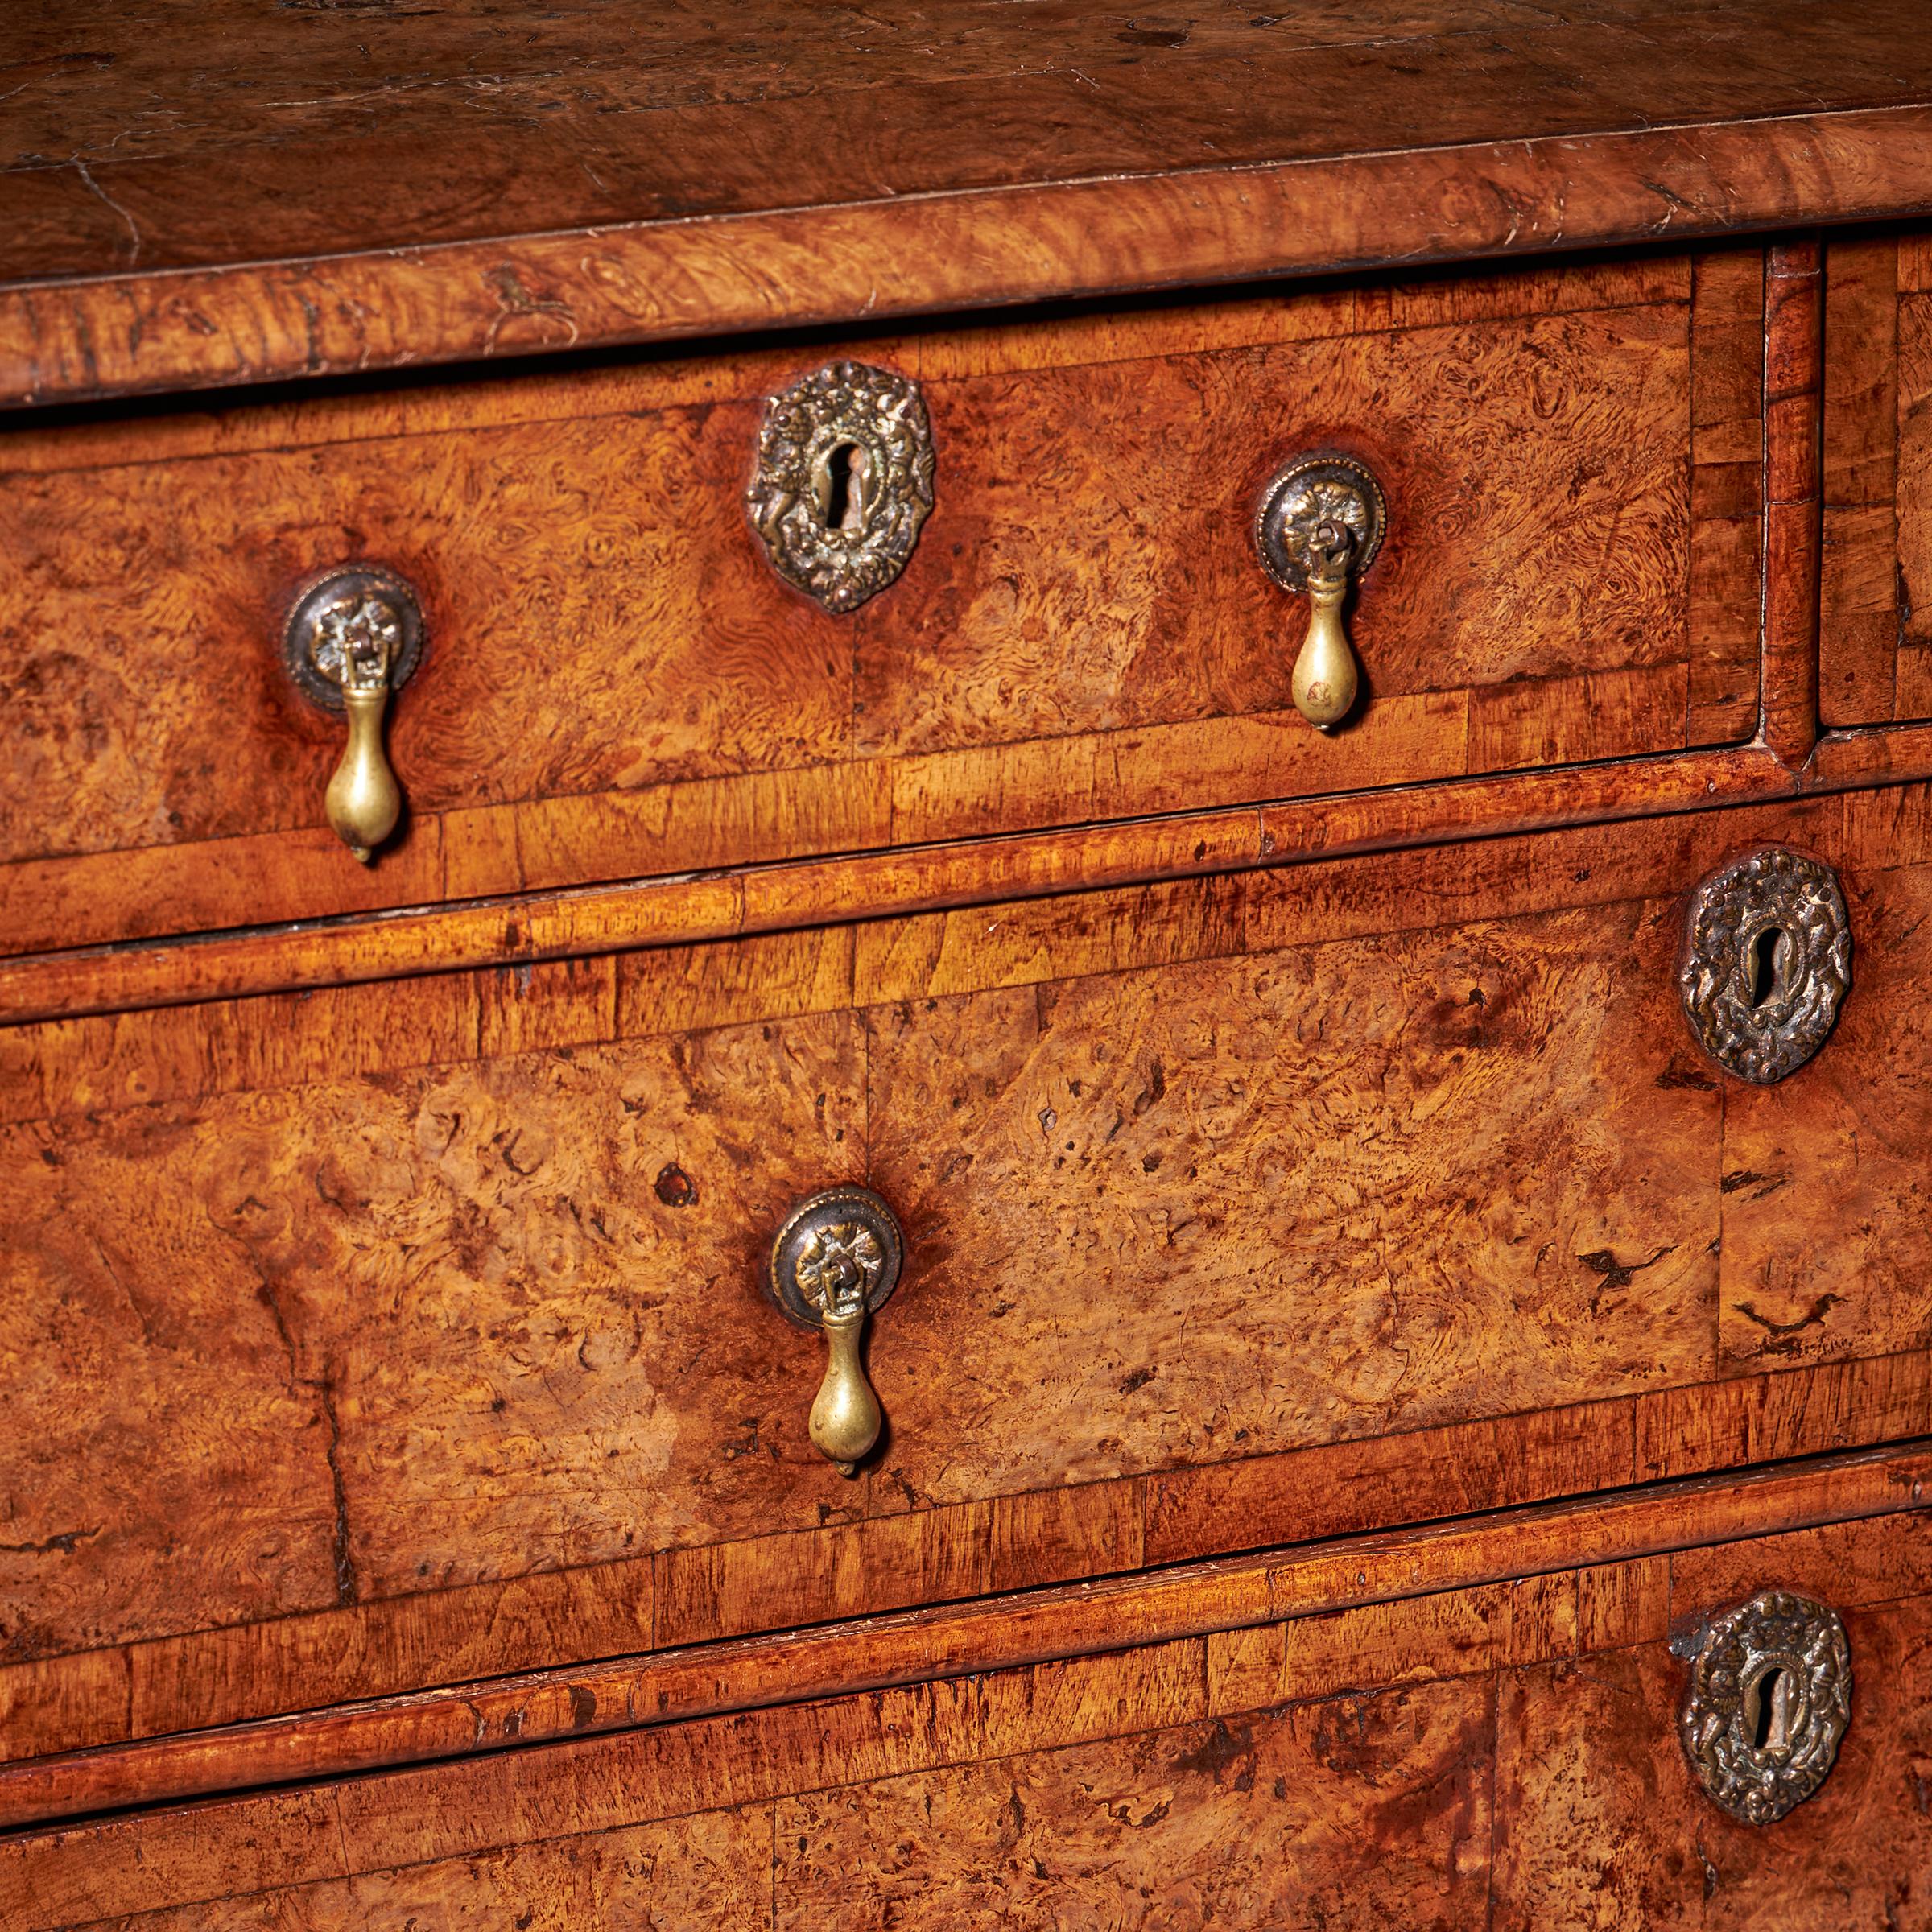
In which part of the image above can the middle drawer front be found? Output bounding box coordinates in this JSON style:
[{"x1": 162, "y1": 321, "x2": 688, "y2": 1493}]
[
  {"x1": 0, "y1": 247, "x2": 1765, "y2": 954},
  {"x1": 4, "y1": 783, "x2": 1928, "y2": 1755}
]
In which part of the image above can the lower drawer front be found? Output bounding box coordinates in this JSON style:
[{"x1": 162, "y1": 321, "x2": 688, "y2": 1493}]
[{"x1": 9, "y1": 1497, "x2": 1930, "y2": 1928}]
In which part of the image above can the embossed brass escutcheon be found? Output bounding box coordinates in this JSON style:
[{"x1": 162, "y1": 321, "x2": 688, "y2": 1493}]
[
  {"x1": 283, "y1": 564, "x2": 424, "y2": 864},
  {"x1": 765, "y1": 1186, "x2": 903, "y2": 1476},
  {"x1": 747, "y1": 361, "x2": 935, "y2": 613},
  {"x1": 1677, "y1": 1588, "x2": 1852, "y2": 1824},
  {"x1": 1255, "y1": 453, "x2": 1387, "y2": 729},
  {"x1": 1679, "y1": 846, "x2": 1852, "y2": 1083}
]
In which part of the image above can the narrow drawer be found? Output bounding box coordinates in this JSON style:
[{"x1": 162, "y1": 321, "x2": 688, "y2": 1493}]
[
  {"x1": 6, "y1": 1470, "x2": 1929, "y2": 1926},
  {"x1": 0, "y1": 248, "x2": 1765, "y2": 955},
  {"x1": 2, "y1": 785, "x2": 1926, "y2": 1760},
  {"x1": 1821, "y1": 227, "x2": 1932, "y2": 726}
]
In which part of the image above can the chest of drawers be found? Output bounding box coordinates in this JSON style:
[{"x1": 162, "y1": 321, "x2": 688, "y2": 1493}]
[{"x1": 4, "y1": 6, "x2": 1932, "y2": 1926}]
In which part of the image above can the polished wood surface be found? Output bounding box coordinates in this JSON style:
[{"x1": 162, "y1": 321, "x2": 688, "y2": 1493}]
[
  {"x1": 4, "y1": 778, "x2": 1923, "y2": 1128},
  {"x1": 21, "y1": 728, "x2": 1932, "y2": 1031},
  {"x1": 7, "y1": 1481, "x2": 1928, "y2": 1925},
  {"x1": 3, "y1": 1340, "x2": 1924, "y2": 1779},
  {"x1": 1761, "y1": 242, "x2": 1823, "y2": 769},
  {"x1": 1719, "y1": 809, "x2": 1932, "y2": 1373},
  {"x1": 0, "y1": 740, "x2": 1800, "y2": 1026},
  {"x1": 0, "y1": 253, "x2": 1757, "y2": 959},
  {"x1": 3, "y1": 4, "x2": 1932, "y2": 406}
]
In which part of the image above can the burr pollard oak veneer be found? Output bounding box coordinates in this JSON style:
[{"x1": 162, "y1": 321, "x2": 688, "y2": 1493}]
[{"x1": 5, "y1": 5, "x2": 1932, "y2": 1924}]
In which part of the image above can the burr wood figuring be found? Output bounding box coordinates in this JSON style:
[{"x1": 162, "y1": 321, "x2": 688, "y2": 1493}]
[{"x1": 4, "y1": 8, "x2": 1932, "y2": 1922}]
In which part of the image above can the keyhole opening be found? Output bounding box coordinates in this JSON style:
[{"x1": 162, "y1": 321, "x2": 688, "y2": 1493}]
[
  {"x1": 815, "y1": 442, "x2": 872, "y2": 534},
  {"x1": 1748, "y1": 926, "x2": 1790, "y2": 1009},
  {"x1": 1748, "y1": 1666, "x2": 1790, "y2": 1750}
]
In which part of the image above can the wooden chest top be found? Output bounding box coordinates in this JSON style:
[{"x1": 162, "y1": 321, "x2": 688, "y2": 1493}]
[{"x1": 3, "y1": 1, "x2": 1932, "y2": 407}]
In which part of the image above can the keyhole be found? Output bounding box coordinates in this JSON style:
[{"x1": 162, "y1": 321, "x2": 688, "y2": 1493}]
[
  {"x1": 1748, "y1": 926, "x2": 1790, "y2": 1009},
  {"x1": 1748, "y1": 1666, "x2": 1790, "y2": 1750},
  {"x1": 815, "y1": 442, "x2": 872, "y2": 534}
]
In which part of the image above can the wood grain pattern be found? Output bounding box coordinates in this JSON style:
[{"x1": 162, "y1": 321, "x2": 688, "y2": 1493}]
[
  {"x1": 0, "y1": 5, "x2": 1930, "y2": 406},
  {"x1": 1154, "y1": 1348, "x2": 1932, "y2": 1566},
  {"x1": 0, "y1": 1113, "x2": 344, "y2": 1653},
  {"x1": 861, "y1": 897, "x2": 1713, "y2": 1504},
  {"x1": 10, "y1": 1488, "x2": 1932, "y2": 1927},
  {"x1": 1809, "y1": 717, "x2": 1932, "y2": 792},
  {"x1": 69, "y1": 1806, "x2": 782, "y2": 1932},
  {"x1": 2, "y1": 23, "x2": 1929, "y2": 1921},
  {"x1": 1670, "y1": 1500, "x2": 1932, "y2": 1619},
  {"x1": 0, "y1": 741, "x2": 1806, "y2": 1030},
  {"x1": 1208, "y1": 1568, "x2": 1581, "y2": 1718},
  {"x1": 77, "y1": 1828, "x2": 739, "y2": 1929},
  {"x1": 4, "y1": 1346, "x2": 1924, "y2": 1793},
  {"x1": 27, "y1": 1672, "x2": 1495, "y2": 1930},
  {"x1": 1820, "y1": 234, "x2": 1902, "y2": 726},
  {"x1": 0, "y1": 255, "x2": 1743, "y2": 958},
  {"x1": 773, "y1": 1682, "x2": 1493, "y2": 1931},
  {"x1": 1687, "y1": 248, "x2": 1765, "y2": 745},
  {"x1": 7, "y1": 776, "x2": 1921, "y2": 1131},
  {"x1": 1901, "y1": 232, "x2": 1932, "y2": 720},
  {"x1": 0, "y1": 890, "x2": 1711, "y2": 1670},
  {"x1": 2, "y1": 1013, "x2": 866, "y2": 1662},
  {"x1": 6, "y1": 1436, "x2": 1919, "y2": 1832},
  {"x1": 7, "y1": 1637, "x2": 1217, "y2": 1925},
  {"x1": 23, "y1": 0, "x2": 1909, "y2": 277}
]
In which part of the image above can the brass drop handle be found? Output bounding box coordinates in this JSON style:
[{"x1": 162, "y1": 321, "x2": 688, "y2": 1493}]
[
  {"x1": 1255, "y1": 454, "x2": 1387, "y2": 730},
  {"x1": 282, "y1": 564, "x2": 426, "y2": 864},
  {"x1": 1298, "y1": 520, "x2": 1359, "y2": 727},
  {"x1": 765, "y1": 1186, "x2": 902, "y2": 1476},
  {"x1": 327, "y1": 634, "x2": 399, "y2": 863}
]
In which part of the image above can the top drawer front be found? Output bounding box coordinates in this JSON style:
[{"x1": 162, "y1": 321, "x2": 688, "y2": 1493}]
[{"x1": 0, "y1": 251, "x2": 1761, "y2": 955}]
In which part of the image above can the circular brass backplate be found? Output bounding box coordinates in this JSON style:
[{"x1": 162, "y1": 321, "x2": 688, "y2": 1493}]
[
  {"x1": 746, "y1": 361, "x2": 935, "y2": 613},
  {"x1": 1678, "y1": 846, "x2": 1851, "y2": 1084},
  {"x1": 1255, "y1": 453, "x2": 1387, "y2": 594},
  {"x1": 1678, "y1": 1588, "x2": 1852, "y2": 1824},
  {"x1": 283, "y1": 564, "x2": 426, "y2": 713},
  {"x1": 765, "y1": 1186, "x2": 904, "y2": 1332}
]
